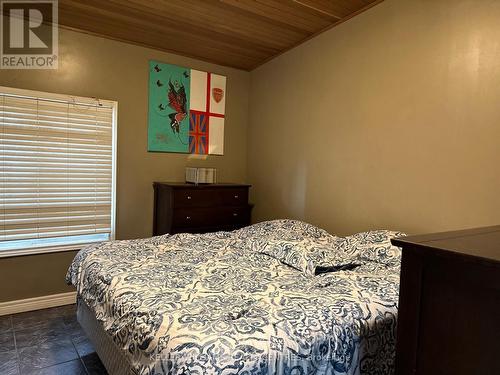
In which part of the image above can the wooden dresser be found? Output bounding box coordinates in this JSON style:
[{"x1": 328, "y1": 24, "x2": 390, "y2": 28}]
[
  {"x1": 152, "y1": 182, "x2": 252, "y2": 235},
  {"x1": 391, "y1": 226, "x2": 500, "y2": 375}
]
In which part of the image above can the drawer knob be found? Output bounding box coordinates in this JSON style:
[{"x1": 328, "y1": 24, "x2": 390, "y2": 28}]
[
  {"x1": 186, "y1": 216, "x2": 191, "y2": 220},
  {"x1": 187, "y1": 195, "x2": 192, "y2": 200},
  {"x1": 234, "y1": 195, "x2": 239, "y2": 199},
  {"x1": 233, "y1": 213, "x2": 238, "y2": 217}
]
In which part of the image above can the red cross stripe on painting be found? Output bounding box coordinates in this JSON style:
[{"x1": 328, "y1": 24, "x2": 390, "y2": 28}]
[
  {"x1": 189, "y1": 73, "x2": 225, "y2": 119},
  {"x1": 189, "y1": 73, "x2": 225, "y2": 154}
]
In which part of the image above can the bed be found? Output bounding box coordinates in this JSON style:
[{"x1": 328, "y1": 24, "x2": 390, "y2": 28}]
[{"x1": 66, "y1": 220, "x2": 405, "y2": 375}]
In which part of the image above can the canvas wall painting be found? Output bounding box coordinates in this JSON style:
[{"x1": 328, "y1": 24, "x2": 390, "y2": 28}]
[{"x1": 148, "y1": 60, "x2": 226, "y2": 155}]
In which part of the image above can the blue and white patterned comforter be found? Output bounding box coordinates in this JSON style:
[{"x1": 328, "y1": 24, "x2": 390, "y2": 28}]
[{"x1": 66, "y1": 220, "x2": 404, "y2": 375}]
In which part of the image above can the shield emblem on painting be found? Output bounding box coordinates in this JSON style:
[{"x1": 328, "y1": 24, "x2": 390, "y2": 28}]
[{"x1": 212, "y1": 88, "x2": 224, "y2": 103}]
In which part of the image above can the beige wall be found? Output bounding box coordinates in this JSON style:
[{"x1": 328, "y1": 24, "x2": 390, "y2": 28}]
[
  {"x1": 0, "y1": 26, "x2": 250, "y2": 302},
  {"x1": 248, "y1": 0, "x2": 500, "y2": 236}
]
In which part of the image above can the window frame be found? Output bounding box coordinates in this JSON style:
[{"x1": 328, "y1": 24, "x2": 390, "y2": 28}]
[{"x1": 0, "y1": 86, "x2": 117, "y2": 258}]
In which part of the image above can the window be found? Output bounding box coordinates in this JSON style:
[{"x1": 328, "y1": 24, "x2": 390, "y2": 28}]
[{"x1": 0, "y1": 86, "x2": 117, "y2": 257}]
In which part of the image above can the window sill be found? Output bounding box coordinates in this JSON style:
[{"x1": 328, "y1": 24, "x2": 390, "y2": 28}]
[{"x1": 0, "y1": 242, "x2": 101, "y2": 258}]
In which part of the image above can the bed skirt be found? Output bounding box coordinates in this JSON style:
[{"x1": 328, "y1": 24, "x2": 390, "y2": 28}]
[{"x1": 77, "y1": 297, "x2": 137, "y2": 375}]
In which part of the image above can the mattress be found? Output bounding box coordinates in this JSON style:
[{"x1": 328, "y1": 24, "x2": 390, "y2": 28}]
[
  {"x1": 67, "y1": 220, "x2": 404, "y2": 375},
  {"x1": 77, "y1": 296, "x2": 136, "y2": 375}
]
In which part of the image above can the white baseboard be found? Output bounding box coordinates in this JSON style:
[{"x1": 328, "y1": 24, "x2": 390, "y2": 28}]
[{"x1": 0, "y1": 291, "x2": 77, "y2": 316}]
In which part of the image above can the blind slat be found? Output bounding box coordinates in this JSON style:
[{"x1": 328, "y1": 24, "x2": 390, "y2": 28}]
[{"x1": 3, "y1": 205, "x2": 111, "y2": 214}]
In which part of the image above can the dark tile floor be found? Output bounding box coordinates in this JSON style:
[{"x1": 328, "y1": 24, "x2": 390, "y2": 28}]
[{"x1": 0, "y1": 305, "x2": 108, "y2": 375}]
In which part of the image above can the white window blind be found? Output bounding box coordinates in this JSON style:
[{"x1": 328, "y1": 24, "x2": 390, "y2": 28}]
[{"x1": 0, "y1": 86, "x2": 116, "y2": 255}]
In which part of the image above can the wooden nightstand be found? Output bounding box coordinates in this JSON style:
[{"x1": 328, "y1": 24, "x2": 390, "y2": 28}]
[{"x1": 152, "y1": 182, "x2": 252, "y2": 235}]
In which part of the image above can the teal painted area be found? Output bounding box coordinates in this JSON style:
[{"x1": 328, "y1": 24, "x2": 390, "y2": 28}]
[{"x1": 148, "y1": 60, "x2": 190, "y2": 153}]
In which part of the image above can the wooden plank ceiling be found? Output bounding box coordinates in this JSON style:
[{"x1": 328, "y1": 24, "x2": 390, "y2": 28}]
[{"x1": 58, "y1": 0, "x2": 382, "y2": 71}]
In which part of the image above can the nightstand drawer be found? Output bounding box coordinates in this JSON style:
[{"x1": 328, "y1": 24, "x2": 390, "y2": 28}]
[
  {"x1": 220, "y1": 188, "x2": 249, "y2": 206},
  {"x1": 173, "y1": 187, "x2": 249, "y2": 208},
  {"x1": 173, "y1": 189, "x2": 219, "y2": 207},
  {"x1": 173, "y1": 206, "x2": 251, "y2": 228}
]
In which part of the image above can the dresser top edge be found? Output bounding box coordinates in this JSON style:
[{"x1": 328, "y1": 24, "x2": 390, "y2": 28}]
[
  {"x1": 391, "y1": 225, "x2": 500, "y2": 264},
  {"x1": 153, "y1": 182, "x2": 251, "y2": 189}
]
